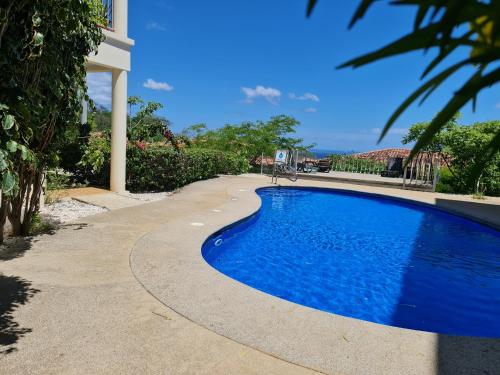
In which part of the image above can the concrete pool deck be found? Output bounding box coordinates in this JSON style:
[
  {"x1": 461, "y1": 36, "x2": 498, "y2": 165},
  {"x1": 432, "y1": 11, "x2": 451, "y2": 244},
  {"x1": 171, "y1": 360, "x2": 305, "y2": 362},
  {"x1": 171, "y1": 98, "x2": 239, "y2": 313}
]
[{"x1": 1, "y1": 174, "x2": 499, "y2": 374}]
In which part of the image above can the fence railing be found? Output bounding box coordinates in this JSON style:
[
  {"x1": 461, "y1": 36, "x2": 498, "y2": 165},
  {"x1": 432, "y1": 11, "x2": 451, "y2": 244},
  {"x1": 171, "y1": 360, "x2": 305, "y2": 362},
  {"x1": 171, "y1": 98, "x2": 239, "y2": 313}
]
[
  {"x1": 251, "y1": 151, "x2": 442, "y2": 191},
  {"x1": 329, "y1": 155, "x2": 386, "y2": 175},
  {"x1": 403, "y1": 157, "x2": 440, "y2": 190}
]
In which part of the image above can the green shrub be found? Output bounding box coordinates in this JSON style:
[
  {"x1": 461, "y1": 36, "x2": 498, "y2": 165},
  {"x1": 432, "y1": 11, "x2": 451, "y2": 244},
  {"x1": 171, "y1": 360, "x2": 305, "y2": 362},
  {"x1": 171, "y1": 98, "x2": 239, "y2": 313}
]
[
  {"x1": 74, "y1": 132, "x2": 110, "y2": 186},
  {"x1": 46, "y1": 171, "x2": 71, "y2": 191},
  {"x1": 58, "y1": 141, "x2": 85, "y2": 174},
  {"x1": 79, "y1": 135, "x2": 249, "y2": 192},
  {"x1": 126, "y1": 145, "x2": 248, "y2": 192},
  {"x1": 435, "y1": 167, "x2": 457, "y2": 194},
  {"x1": 436, "y1": 165, "x2": 499, "y2": 196}
]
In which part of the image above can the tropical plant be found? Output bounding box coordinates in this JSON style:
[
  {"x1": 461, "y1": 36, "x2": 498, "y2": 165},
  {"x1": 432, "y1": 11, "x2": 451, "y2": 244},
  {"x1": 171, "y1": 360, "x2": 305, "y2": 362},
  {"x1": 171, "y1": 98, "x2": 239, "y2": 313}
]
[
  {"x1": 306, "y1": 0, "x2": 500, "y2": 179},
  {"x1": 0, "y1": 0, "x2": 104, "y2": 242}
]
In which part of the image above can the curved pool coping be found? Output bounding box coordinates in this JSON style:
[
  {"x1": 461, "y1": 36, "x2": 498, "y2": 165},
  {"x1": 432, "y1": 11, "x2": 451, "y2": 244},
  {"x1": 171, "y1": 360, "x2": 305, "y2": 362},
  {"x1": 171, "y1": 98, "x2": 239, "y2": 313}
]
[{"x1": 130, "y1": 177, "x2": 500, "y2": 375}]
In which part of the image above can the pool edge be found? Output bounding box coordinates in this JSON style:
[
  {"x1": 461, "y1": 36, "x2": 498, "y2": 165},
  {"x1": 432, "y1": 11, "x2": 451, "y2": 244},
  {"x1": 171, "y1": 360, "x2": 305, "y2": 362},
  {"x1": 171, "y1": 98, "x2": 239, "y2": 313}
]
[{"x1": 129, "y1": 176, "x2": 500, "y2": 375}]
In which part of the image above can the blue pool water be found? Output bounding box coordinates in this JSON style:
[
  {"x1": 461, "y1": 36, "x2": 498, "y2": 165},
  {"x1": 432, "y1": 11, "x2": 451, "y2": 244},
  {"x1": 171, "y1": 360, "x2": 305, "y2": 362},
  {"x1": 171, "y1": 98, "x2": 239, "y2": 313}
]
[{"x1": 202, "y1": 187, "x2": 500, "y2": 337}]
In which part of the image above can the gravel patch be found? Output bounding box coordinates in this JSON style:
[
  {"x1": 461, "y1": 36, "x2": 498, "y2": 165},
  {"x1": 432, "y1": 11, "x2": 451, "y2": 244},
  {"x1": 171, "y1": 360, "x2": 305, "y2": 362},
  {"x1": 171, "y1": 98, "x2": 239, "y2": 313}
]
[{"x1": 41, "y1": 199, "x2": 107, "y2": 224}]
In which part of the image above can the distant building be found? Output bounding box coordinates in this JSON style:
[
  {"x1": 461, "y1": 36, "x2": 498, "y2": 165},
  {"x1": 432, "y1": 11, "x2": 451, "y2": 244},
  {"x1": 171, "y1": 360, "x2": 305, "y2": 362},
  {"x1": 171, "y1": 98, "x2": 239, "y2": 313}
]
[
  {"x1": 353, "y1": 148, "x2": 411, "y2": 162},
  {"x1": 353, "y1": 148, "x2": 447, "y2": 165}
]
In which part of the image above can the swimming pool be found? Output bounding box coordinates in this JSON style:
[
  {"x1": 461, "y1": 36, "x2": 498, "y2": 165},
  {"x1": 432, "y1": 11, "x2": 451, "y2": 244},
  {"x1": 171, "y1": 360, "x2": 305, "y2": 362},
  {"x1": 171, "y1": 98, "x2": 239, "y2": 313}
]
[{"x1": 202, "y1": 187, "x2": 500, "y2": 337}]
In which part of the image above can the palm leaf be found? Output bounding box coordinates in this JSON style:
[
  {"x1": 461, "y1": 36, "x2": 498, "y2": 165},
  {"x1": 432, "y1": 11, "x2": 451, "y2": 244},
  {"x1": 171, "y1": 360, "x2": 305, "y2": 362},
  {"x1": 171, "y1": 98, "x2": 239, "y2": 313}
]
[
  {"x1": 420, "y1": 28, "x2": 477, "y2": 78},
  {"x1": 377, "y1": 59, "x2": 469, "y2": 142},
  {"x1": 306, "y1": 0, "x2": 317, "y2": 17},
  {"x1": 413, "y1": 3, "x2": 431, "y2": 30},
  {"x1": 349, "y1": 0, "x2": 377, "y2": 29},
  {"x1": 406, "y1": 67, "x2": 500, "y2": 165},
  {"x1": 310, "y1": 0, "x2": 500, "y2": 179},
  {"x1": 338, "y1": 23, "x2": 441, "y2": 69}
]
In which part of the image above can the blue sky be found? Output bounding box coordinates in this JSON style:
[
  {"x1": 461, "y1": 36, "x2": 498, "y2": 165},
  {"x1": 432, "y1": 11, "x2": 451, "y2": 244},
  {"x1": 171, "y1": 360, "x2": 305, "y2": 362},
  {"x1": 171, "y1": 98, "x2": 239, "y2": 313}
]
[{"x1": 88, "y1": 0, "x2": 499, "y2": 151}]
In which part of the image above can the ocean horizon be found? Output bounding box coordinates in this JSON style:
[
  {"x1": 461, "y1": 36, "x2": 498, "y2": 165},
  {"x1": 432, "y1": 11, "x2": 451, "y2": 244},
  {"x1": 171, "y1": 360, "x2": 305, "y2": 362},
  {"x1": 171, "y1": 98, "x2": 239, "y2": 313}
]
[{"x1": 310, "y1": 149, "x2": 357, "y2": 159}]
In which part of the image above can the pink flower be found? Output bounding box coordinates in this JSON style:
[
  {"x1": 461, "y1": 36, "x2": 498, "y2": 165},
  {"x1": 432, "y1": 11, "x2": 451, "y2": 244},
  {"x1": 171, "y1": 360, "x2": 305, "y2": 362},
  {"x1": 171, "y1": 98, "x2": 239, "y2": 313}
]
[{"x1": 136, "y1": 141, "x2": 146, "y2": 150}]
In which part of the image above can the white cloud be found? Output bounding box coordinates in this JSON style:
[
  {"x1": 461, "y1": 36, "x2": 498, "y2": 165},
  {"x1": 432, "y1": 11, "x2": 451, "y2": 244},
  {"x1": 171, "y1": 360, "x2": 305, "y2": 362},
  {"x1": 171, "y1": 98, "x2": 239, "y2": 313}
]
[
  {"x1": 372, "y1": 127, "x2": 408, "y2": 135},
  {"x1": 241, "y1": 85, "x2": 281, "y2": 104},
  {"x1": 146, "y1": 21, "x2": 166, "y2": 31},
  {"x1": 289, "y1": 92, "x2": 320, "y2": 102},
  {"x1": 305, "y1": 107, "x2": 317, "y2": 113},
  {"x1": 143, "y1": 78, "x2": 174, "y2": 91},
  {"x1": 87, "y1": 72, "x2": 111, "y2": 107},
  {"x1": 496, "y1": 102, "x2": 500, "y2": 109}
]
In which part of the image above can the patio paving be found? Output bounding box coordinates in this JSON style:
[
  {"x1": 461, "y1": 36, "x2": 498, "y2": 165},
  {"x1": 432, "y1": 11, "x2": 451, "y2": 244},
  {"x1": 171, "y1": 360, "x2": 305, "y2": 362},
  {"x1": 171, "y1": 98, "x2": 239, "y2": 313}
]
[
  {"x1": 298, "y1": 170, "x2": 431, "y2": 190},
  {"x1": 1, "y1": 174, "x2": 499, "y2": 374},
  {"x1": 72, "y1": 192, "x2": 145, "y2": 210}
]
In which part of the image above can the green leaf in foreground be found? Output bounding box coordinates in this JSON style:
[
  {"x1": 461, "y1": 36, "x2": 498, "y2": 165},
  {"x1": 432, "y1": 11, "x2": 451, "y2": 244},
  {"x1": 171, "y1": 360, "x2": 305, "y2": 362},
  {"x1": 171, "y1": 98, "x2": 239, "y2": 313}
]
[
  {"x1": 2, "y1": 114, "x2": 14, "y2": 129},
  {"x1": 33, "y1": 32, "x2": 44, "y2": 46},
  {"x1": 2, "y1": 171, "x2": 16, "y2": 194},
  {"x1": 18, "y1": 144, "x2": 29, "y2": 160},
  {"x1": 6, "y1": 140, "x2": 18, "y2": 153},
  {"x1": 306, "y1": 0, "x2": 317, "y2": 17}
]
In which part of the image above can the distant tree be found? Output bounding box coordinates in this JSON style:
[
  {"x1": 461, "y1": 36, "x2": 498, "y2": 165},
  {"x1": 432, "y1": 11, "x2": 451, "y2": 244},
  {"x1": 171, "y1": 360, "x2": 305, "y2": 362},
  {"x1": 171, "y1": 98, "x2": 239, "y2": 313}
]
[
  {"x1": 127, "y1": 96, "x2": 171, "y2": 142},
  {"x1": 306, "y1": 0, "x2": 500, "y2": 179},
  {"x1": 181, "y1": 123, "x2": 208, "y2": 139},
  {"x1": 91, "y1": 105, "x2": 112, "y2": 132},
  {"x1": 183, "y1": 115, "x2": 314, "y2": 162}
]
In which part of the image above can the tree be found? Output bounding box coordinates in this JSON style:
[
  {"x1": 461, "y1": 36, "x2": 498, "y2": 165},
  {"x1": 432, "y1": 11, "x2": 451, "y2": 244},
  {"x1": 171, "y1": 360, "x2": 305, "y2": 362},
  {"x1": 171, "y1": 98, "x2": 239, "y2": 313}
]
[
  {"x1": 91, "y1": 105, "x2": 112, "y2": 132},
  {"x1": 183, "y1": 115, "x2": 313, "y2": 162},
  {"x1": 127, "y1": 96, "x2": 171, "y2": 142},
  {"x1": 402, "y1": 113, "x2": 461, "y2": 154},
  {"x1": 0, "y1": 0, "x2": 104, "y2": 242},
  {"x1": 306, "y1": 0, "x2": 500, "y2": 177},
  {"x1": 181, "y1": 123, "x2": 209, "y2": 139},
  {"x1": 403, "y1": 117, "x2": 500, "y2": 195}
]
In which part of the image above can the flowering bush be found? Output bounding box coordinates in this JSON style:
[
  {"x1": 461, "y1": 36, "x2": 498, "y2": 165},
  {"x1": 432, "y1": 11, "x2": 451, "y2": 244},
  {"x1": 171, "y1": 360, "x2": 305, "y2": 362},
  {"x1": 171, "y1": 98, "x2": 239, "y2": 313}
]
[{"x1": 78, "y1": 134, "x2": 249, "y2": 192}]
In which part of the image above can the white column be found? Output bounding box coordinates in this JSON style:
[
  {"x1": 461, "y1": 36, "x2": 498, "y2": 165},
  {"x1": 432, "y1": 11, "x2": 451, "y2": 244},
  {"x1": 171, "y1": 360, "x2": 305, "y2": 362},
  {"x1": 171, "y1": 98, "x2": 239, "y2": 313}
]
[
  {"x1": 113, "y1": 0, "x2": 127, "y2": 36},
  {"x1": 110, "y1": 69, "x2": 127, "y2": 193}
]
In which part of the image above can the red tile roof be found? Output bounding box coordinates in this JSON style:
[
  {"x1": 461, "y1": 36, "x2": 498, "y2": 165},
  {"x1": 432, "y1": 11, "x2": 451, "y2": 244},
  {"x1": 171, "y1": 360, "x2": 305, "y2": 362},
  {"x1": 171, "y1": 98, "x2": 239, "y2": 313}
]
[
  {"x1": 353, "y1": 148, "x2": 447, "y2": 165},
  {"x1": 353, "y1": 148, "x2": 411, "y2": 162}
]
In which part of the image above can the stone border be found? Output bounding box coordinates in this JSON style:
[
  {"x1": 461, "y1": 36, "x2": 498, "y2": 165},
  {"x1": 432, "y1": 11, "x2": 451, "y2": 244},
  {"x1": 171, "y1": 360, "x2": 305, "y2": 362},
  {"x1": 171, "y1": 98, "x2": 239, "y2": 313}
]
[{"x1": 130, "y1": 176, "x2": 500, "y2": 375}]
